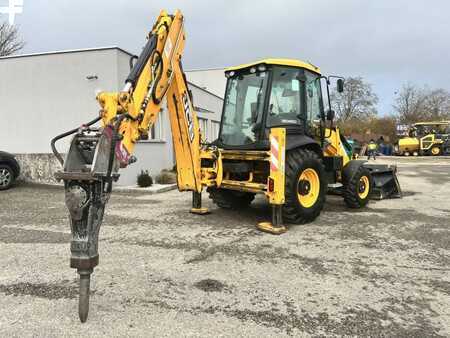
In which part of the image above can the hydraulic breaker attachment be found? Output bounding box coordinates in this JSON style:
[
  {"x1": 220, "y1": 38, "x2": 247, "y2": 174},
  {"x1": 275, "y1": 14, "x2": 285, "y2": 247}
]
[
  {"x1": 52, "y1": 119, "x2": 120, "y2": 322},
  {"x1": 364, "y1": 163, "x2": 402, "y2": 200},
  {"x1": 62, "y1": 178, "x2": 110, "y2": 322}
]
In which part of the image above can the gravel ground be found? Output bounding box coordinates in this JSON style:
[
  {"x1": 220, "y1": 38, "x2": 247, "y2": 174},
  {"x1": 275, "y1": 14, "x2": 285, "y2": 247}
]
[{"x1": 0, "y1": 157, "x2": 449, "y2": 337}]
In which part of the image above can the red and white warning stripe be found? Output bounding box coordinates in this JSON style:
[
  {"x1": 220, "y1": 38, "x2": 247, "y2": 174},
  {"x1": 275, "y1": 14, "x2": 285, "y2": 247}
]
[{"x1": 270, "y1": 135, "x2": 279, "y2": 172}]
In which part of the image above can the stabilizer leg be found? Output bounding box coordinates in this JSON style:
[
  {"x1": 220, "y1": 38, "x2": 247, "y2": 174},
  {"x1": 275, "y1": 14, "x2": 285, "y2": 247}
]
[
  {"x1": 190, "y1": 191, "x2": 209, "y2": 215},
  {"x1": 257, "y1": 204, "x2": 287, "y2": 235}
]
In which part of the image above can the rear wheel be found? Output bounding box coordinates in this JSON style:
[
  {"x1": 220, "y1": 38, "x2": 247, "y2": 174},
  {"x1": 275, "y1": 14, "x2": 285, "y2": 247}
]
[
  {"x1": 207, "y1": 187, "x2": 255, "y2": 209},
  {"x1": 283, "y1": 149, "x2": 326, "y2": 224},
  {"x1": 343, "y1": 166, "x2": 372, "y2": 208},
  {"x1": 0, "y1": 165, "x2": 14, "y2": 190}
]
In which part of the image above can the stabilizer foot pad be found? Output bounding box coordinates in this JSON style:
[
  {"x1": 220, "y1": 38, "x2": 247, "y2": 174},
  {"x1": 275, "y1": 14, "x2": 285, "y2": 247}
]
[
  {"x1": 257, "y1": 222, "x2": 287, "y2": 235},
  {"x1": 190, "y1": 207, "x2": 210, "y2": 215}
]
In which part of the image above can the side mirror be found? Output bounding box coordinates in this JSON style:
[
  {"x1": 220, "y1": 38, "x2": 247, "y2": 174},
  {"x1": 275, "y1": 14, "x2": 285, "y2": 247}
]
[
  {"x1": 326, "y1": 109, "x2": 335, "y2": 121},
  {"x1": 337, "y1": 79, "x2": 344, "y2": 93}
]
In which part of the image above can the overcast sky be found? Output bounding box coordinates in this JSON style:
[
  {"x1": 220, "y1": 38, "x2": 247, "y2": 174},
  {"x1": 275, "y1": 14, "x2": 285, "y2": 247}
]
[{"x1": 3, "y1": 0, "x2": 450, "y2": 114}]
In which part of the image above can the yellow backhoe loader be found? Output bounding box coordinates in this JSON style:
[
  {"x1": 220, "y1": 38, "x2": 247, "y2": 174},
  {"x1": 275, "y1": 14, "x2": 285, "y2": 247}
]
[
  {"x1": 51, "y1": 10, "x2": 401, "y2": 322},
  {"x1": 397, "y1": 121, "x2": 450, "y2": 156}
]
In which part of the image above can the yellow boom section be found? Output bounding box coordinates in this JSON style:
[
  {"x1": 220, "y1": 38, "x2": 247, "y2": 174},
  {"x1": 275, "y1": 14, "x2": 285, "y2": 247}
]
[{"x1": 96, "y1": 10, "x2": 202, "y2": 192}]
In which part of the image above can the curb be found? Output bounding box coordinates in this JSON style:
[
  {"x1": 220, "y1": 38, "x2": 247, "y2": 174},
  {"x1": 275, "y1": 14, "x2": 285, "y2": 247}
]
[{"x1": 113, "y1": 183, "x2": 178, "y2": 194}]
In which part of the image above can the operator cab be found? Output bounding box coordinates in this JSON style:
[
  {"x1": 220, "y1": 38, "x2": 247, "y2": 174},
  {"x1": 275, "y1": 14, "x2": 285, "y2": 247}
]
[{"x1": 217, "y1": 59, "x2": 324, "y2": 150}]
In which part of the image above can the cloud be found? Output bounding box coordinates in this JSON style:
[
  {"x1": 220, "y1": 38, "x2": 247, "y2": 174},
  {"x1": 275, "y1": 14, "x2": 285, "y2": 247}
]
[{"x1": 7, "y1": 0, "x2": 450, "y2": 113}]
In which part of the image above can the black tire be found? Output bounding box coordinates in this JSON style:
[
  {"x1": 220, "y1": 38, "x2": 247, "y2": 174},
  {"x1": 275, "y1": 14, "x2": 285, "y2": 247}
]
[
  {"x1": 343, "y1": 166, "x2": 372, "y2": 208},
  {"x1": 283, "y1": 149, "x2": 326, "y2": 224},
  {"x1": 430, "y1": 146, "x2": 441, "y2": 156},
  {"x1": 0, "y1": 165, "x2": 14, "y2": 191},
  {"x1": 207, "y1": 187, "x2": 255, "y2": 209}
]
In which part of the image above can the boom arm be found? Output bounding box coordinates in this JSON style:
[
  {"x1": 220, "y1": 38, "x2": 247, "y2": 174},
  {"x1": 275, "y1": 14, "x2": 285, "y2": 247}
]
[
  {"x1": 51, "y1": 9, "x2": 203, "y2": 322},
  {"x1": 97, "y1": 9, "x2": 202, "y2": 192}
]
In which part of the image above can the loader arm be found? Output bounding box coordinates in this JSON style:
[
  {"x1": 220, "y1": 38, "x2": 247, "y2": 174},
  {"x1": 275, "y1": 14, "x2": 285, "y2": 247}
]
[{"x1": 51, "y1": 9, "x2": 203, "y2": 322}]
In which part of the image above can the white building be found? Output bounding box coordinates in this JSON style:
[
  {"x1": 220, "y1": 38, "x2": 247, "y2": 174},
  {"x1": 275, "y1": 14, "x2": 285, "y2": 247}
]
[
  {"x1": 186, "y1": 67, "x2": 227, "y2": 98},
  {"x1": 0, "y1": 47, "x2": 224, "y2": 185}
]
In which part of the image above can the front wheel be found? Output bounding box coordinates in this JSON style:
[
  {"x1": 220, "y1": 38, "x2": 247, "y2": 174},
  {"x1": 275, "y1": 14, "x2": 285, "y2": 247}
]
[
  {"x1": 343, "y1": 166, "x2": 373, "y2": 208},
  {"x1": 283, "y1": 149, "x2": 326, "y2": 224}
]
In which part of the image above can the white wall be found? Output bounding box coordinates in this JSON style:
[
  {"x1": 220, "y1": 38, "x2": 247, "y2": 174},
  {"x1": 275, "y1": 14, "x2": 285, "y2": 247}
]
[
  {"x1": 185, "y1": 68, "x2": 227, "y2": 98},
  {"x1": 0, "y1": 47, "x2": 224, "y2": 186},
  {"x1": 119, "y1": 101, "x2": 175, "y2": 186},
  {"x1": 189, "y1": 83, "x2": 223, "y2": 142},
  {"x1": 0, "y1": 48, "x2": 122, "y2": 154}
]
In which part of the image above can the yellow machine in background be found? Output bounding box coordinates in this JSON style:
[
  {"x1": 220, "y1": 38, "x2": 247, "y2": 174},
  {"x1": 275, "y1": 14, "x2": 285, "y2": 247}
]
[
  {"x1": 397, "y1": 121, "x2": 450, "y2": 156},
  {"x1": 51, "y1": 9, "x2": 401, "y2": 322}
]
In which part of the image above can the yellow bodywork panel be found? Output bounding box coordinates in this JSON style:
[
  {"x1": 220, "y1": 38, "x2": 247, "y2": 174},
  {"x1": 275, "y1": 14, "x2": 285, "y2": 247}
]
[
  {"x1": 398, "y1": 137, "x2": 420, "y2": 153},
  {"x1": 226, "y1": 58, "x2": 321, "y2": 75},
  {"x1": 166, "y1": 69, "x2": 202, "y2": 192},
  {"x1": 323, "y1": 128, "x2": 351, "y2": 166},
  {"x1": 267, "y1": 128, "x2": 286, "y2": 204}
]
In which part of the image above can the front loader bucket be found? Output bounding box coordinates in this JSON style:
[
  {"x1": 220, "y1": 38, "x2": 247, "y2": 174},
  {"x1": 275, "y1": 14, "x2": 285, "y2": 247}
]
[{"x1": 363, "y1": 164, "x2": 402, "y2": 200}]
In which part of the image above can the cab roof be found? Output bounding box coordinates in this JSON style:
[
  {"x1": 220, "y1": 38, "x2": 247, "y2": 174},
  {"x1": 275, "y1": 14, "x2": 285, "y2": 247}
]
[{"x1": 226, "y1": 58, "x2": 321, "y2": 74}]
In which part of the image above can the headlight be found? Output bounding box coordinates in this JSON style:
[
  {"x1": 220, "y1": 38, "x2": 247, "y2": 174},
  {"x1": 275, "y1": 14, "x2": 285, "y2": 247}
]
[{"x1": 225, "y1": 71, "x2": 235, "y2": 78}]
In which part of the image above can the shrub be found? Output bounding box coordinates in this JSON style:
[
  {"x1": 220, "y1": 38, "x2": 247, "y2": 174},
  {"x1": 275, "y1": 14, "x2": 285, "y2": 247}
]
[
  {"x1": 156, "y1": 169, "x2": 177, "y2": 184},
  {"x1": 137, "y1": 170, "x2": 153, "y2": 187}
]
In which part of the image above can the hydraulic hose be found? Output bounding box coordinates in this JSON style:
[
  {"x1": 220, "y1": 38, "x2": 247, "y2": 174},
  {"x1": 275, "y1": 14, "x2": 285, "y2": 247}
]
[
  {"x1": 126, "y1": 34, "x2": 157, "y2": 87},
  {"x1": 50, "y1": 116, "x2": 102, "y2": 166}
]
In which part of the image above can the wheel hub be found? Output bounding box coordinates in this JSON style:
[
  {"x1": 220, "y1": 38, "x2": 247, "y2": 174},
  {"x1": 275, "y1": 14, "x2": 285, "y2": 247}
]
[
  {"x1": 358, "y1": 182, "x2": 366, "y2": 193},
  {"x1": 298, "y1": 180, "x2": 311, "y2": 195},
  {"x1": 0, "y1": 169, "x2": 11, "y2": 187},
  {"x1": 296, "y1": 168, "x2": 320, "y2": 208}
]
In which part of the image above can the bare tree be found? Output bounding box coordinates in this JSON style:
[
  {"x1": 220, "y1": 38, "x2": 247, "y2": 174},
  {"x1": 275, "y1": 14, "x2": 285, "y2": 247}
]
[
  {"x1": 393, "y1": 83, "x2": 427, "y2": 123},
  {"x1": 393, "y1": 83, "x2": 450, "y2": 123},
  {"x1": 331, "y1": 76, "x2": 378, "y2": 122},
  {"x1": 423, "y1": 88, "x2": 450, "y2": 120},
  {"x1": 0, "y1": 22, "x2": 25, "y2": 56}
]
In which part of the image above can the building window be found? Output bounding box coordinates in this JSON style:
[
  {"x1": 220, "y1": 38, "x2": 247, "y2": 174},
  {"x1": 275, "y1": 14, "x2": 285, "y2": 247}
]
[
  {"x1": 211, "y1": 120, "x2": 220, "y2": 140},
  {"x1": 198, "y1": 117, "x2": 208, "y2": 141}
]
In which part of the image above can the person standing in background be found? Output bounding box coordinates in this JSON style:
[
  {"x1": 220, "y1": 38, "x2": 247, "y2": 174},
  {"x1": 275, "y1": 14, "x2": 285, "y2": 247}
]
[{"x1": 367, "y1": 139, "x2": 377, "y2": 160}]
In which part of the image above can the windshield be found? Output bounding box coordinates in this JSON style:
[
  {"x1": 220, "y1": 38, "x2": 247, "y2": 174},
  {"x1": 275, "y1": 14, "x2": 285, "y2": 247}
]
[
  {"x1": 219, "y1": 66, "x2": 322, "y2": 147},
  {"x1": 220, "y1": 71, "x2": 268, "y2": 146}
]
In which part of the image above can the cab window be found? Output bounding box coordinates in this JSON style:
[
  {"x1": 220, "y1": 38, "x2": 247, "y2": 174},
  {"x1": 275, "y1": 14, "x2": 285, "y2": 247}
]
[
  {"x1": 305, "y1": 70, "x2": 322, "y2": 126},
  {"x1": 267, "y1": 67, "x2": 302, "y2": 126}
]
